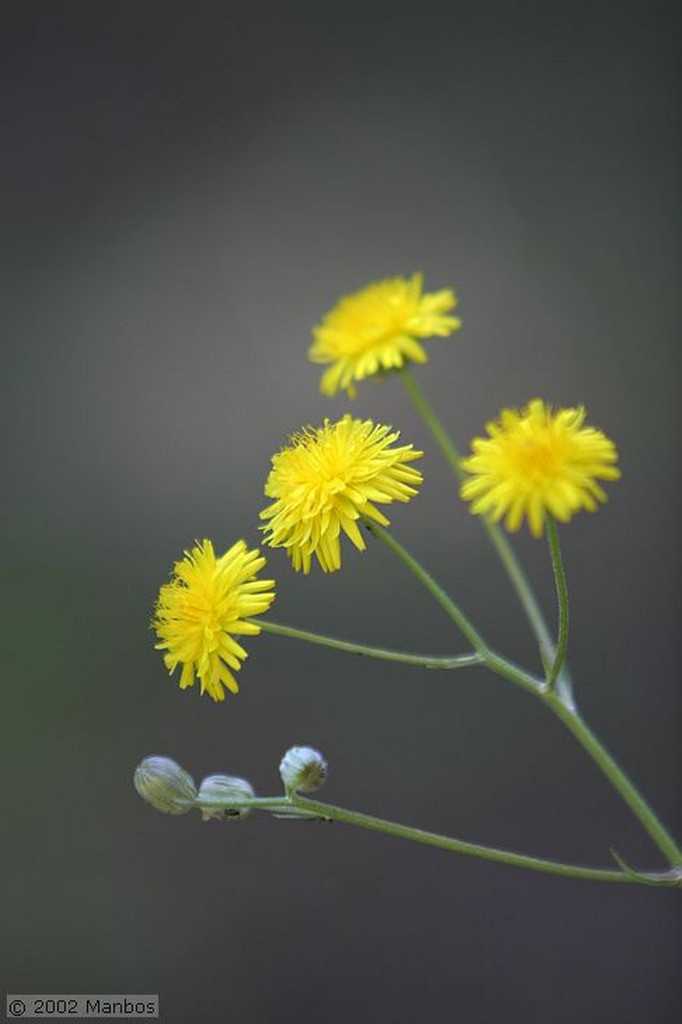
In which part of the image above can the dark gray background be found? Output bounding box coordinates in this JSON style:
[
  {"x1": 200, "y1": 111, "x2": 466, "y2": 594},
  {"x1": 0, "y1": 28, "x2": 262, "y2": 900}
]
[{"x1": 3, "y1": 2, "x2": 680, "y2": 1022}]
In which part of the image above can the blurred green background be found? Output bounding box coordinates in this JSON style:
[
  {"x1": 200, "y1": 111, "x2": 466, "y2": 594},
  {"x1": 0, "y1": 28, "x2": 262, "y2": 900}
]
[{"x1": 3, "y1": 2, "x2": 680, "y2": 1022}]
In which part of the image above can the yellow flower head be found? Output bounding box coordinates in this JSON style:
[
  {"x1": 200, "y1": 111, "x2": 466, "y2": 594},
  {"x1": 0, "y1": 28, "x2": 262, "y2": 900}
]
[
  {"x1": 153, "y1": 539, "x2": 275, "y2": 702},
  {"x1": 260, "y1": 416, "x2": 423, "y2": 573},
  {"x1": 460, "y1": 400, "x2": 620, "y2": 537},
  {"x1": 309, "y1": 273, "x2": 461, "y2": 398}
]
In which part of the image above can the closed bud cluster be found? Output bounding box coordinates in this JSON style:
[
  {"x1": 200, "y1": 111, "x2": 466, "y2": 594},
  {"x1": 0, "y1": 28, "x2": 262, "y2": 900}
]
[
  {"x1": 197, "y1": 774, "x2": 256, "y2": 821},
  {"x1": 134, "y1": 756, "x2": 197, "y2": 815},
  {"x1": 279, "y1": 746, "x2": 328, "y2": 793}
]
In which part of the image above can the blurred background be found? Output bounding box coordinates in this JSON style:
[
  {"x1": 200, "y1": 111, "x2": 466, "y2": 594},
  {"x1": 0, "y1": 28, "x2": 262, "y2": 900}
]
[{"x1": 2, "y1": 2, "x2": 680, "y2": 1021}]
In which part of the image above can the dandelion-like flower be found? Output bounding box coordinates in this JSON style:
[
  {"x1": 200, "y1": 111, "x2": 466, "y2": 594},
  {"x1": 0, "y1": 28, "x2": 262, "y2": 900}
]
[
  {"x1": 153, "y1": 540, "x2": 275, "y2": 702},
  {"x1": 460, "y1": 399, "x2": 620, "y2": 537},
  {"x1": 260, "y1": 416, "x2": 423, "y2": 573},
  {"x1": 309, "y1": 273, "x2": 461, "y2": 397}
]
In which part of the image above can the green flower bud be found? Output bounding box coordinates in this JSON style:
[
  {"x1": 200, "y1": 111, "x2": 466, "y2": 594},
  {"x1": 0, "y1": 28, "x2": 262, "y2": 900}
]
[
  {"x1": 279, "y1": 746, "x2": 328, "y2": 793},
  {"x1": 134, "y1": 755, "x2": 197, "y2": 814},
  {"x1": 197, "y1": 774, "x2": 255, "y2": 821}
]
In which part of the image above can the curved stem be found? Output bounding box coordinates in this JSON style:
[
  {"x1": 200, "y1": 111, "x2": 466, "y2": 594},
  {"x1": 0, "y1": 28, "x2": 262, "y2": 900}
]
[
  {"x1": 286, "y1": 794, "x2": 679, "y2": 887},
  {"x1": 400, "y1": 369, "x2": 574, "y2": 706},
  {"x1": 194, "y1": 795, "x2": 678, "y2": 885},
  {"x1": 252, "y1": 618, "x2": 482, "y2": 671},
  {"x1": 545, "y1": 516, "x2": 569, "y2": 689}
]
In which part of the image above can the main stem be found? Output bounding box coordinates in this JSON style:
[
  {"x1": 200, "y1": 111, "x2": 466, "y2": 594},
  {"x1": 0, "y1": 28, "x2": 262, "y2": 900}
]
[
  {"x1": 400, "y1": 369, "x2": 574, "y2": 707},
  {"x1": 546, "y1": 694, "x2": 682, "y2": 868},
  {"x1": 368, "y1": 522, "x2": 682, "y2": 869}
]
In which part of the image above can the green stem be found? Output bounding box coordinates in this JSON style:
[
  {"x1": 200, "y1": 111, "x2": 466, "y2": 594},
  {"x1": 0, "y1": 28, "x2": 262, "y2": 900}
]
[
  {"x1": 400, "y1": 369, "x2": 574, "y2": 706},
  {"x1": 546, "y1": 694, "x2": 682, "y2": 868},
  {"x1": 364, "y1": 521, "x2": 542, "y2": 698},
  {"x1": 545, "y1": 516, "x2": 569, "y2": 689},
  {"x1": 369, "y1": 522, "x2": 682, "y2": 869},
  {"x1": 400, "y1": 368, "x2": 466, "y2": 482},
  {"x1": 194, "y1": 795, "x2": 678, "y2": 885},
  {"x1": 210, "y1": 797, "x2": 292, "y2": 811},
  {"x1": 252, "y1": 618, "x2": 482, "y2": 671},
  {"x1": 363, "y1": 521, "x2": 487, "y2": 653}
]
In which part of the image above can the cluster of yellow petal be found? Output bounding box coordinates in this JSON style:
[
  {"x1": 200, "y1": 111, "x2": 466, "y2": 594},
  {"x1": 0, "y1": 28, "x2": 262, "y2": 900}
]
[
  {"x1": 260, "y1": 416, "x2": 423, "y2": 573},
  {"x1": 309, "y1": 273, "x2": 461, "y2": 398},
  {"x1": 460, "y1": 399, "x2": 620, "y2": 537},
  {"x1": 153, "y1": 540, "x2": 275, "y2": 702},
  {"x1": 151, "y1": 274, "x2": 623, "y2": 708}
]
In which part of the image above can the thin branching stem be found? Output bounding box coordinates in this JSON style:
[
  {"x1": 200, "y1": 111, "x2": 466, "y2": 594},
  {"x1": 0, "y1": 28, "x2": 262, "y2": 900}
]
[
  {"x1": 366, "y1": 521, "x2": 682, "y2": 869},
  {"x1": 545, "y1": 515, "x2": 569, "y2": 689},
  {"x1": 251, "y1": 618, "x2": 482, "y2": 671},
  {"x1": 206, "y1": 795, "x2": 681, "y2": 888},
  {"x1": 400, "y1": 368, "x2": 574, "y2": 707}
]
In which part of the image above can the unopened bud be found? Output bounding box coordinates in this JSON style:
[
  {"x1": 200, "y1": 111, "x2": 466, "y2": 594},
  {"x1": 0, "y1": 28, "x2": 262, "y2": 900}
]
[
  {"x1": 134, "y1": 755, "x2": 197, "y2": 814},
  {"x1": 197, "y1": 774, "x2": 255, "y2": 821},
  {"x1": 279, "y1": 746, "x2": 328, "y2": 793}
]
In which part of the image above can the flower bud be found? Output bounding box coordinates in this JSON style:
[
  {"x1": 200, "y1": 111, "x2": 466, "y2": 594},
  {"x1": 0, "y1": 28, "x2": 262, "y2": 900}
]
[
  {"x1": 134, "y1": 755, "x2": 197, "y2": 814},
  {"x1": 197, "y1": 774, "x2": 255, "y2": 821},
  {"x1": 279, "y1": 746, "x2": 328, "y2": 793}
]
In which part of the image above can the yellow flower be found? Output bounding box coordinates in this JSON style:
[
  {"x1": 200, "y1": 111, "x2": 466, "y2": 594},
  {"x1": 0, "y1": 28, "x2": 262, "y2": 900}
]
[
  {"x1": 460, "y1": 400, "x2": 620, "y2": 537},
  {"x1": 260, "y1": 416, "x2": 423, "y2": 573},
  {"x1": 309, "y1": 273, "x2": 461, "y2": 397},
  {"x1": 153, "y1": 539, "x2": 275, "y2": 702}
]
